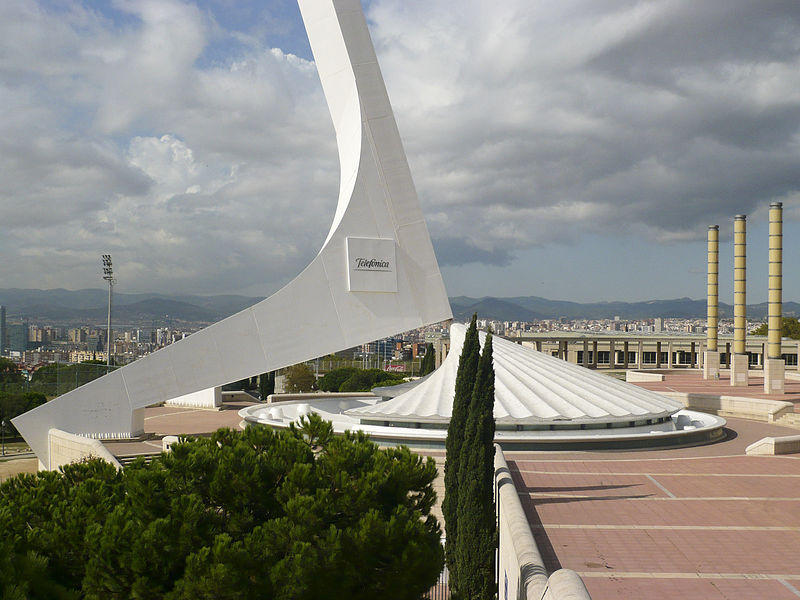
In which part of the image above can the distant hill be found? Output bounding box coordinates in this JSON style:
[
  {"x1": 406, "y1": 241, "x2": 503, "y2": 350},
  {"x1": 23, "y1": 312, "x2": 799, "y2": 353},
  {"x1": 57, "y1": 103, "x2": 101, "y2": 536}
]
[
  {"x1": 2, "y1": 288, "x2": 799, "y2": 325},
  {"x1": 0, "y1": 288, "x2": 264, "y2": 324},
  {"x1": 449, "y1": 296, "x2": 800, "y2": 321}
]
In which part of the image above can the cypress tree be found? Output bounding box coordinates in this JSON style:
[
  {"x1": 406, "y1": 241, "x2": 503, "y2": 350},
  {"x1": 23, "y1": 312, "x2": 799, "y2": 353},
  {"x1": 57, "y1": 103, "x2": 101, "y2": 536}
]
[
  {"x1": 259, "y1": 371, "x2": 275, "y2": 401},
  {"x1": 455, "y1": 332, "x2": 496, "y2": 600},
  {"x1": 420, "y1": 343, "x2": 436, "y2": 376},
  {"x1": 443, "y1": 314, "x2": 479, "y2": 595}
]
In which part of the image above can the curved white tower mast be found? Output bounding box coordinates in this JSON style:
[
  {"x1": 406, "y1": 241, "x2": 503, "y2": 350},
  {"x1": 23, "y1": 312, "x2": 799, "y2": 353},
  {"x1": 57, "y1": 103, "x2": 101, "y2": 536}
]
[{"x1": 14, "y1": 0, "x2": 452, "y2": 469}]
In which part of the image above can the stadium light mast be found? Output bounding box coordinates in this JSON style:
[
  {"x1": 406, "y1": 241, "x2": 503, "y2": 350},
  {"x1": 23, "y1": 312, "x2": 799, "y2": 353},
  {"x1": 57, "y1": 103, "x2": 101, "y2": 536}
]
[{"x1": 102, "y1": 254, "x2": 115, "y2": 371}]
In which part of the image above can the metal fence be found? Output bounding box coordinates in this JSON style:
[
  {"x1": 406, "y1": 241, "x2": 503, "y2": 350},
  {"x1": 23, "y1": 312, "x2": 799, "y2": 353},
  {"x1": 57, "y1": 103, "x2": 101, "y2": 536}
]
[{"x1": 424, "y1": 565, "x2": 449, "y2": 600}]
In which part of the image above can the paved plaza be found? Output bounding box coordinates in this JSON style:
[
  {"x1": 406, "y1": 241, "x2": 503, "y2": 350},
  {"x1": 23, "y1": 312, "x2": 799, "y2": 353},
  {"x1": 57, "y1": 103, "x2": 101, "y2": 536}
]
[{"x1": 507, "y1": 415, "x2": 800, "y2": 600}]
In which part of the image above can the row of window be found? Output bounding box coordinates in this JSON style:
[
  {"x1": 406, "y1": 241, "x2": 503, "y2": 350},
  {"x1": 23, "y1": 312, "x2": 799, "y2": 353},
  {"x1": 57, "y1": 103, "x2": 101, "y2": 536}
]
[{"x1": 572, "y1": 351, "x2": 799, "y2": 366}]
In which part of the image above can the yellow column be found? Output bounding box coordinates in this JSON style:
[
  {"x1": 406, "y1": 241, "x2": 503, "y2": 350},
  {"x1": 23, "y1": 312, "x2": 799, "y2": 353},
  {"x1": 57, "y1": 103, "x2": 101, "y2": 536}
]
[
  {"x1": 765, "y1": 202, "x2": 785, "y2": 393},
  {"x1": 731, "y1": 215, "x2": 749, "y2": 386},
  {"x1": 707, "y1": 226, "x2": 719, "y2": 352},
  {"x1": 768, "y1": 202, "x2": 783, "y2": 360},
  {"x1": 704, "y1": 225, "x2": 720, "y2": 379}
]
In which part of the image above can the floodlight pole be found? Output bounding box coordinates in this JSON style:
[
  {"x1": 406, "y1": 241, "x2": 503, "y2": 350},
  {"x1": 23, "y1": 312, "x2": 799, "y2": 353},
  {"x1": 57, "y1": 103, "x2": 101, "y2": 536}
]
[{"x1": 102, "y1": 254, "x2": 115, "y2": 372}]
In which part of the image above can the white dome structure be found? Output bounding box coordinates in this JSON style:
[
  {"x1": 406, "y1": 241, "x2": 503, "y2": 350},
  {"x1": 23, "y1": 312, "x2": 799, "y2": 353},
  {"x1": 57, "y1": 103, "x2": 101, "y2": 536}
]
[
  {"x1": 241, "y1": 323, "x2": 726, "y2": 450},
  {"x1": 345, "y1": 324, "x2": 683, "y2": 430}
]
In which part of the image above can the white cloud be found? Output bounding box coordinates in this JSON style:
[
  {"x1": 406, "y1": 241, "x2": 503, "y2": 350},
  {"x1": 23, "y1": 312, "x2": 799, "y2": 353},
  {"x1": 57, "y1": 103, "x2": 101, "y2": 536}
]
[{"x1": 2, "y1": 0, "x2": 800, "y2": 299}]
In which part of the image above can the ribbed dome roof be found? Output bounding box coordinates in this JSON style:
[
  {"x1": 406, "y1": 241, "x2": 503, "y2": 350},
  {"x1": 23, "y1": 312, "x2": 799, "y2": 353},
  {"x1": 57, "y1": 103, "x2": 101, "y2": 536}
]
[{"x1": 346, "y1": 324, "x2": 682, "y2": 426}]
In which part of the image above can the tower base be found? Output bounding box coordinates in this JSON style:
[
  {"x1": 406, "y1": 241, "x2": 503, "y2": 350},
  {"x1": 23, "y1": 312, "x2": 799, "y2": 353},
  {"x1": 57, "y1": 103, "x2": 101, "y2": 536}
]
[
  {"x1": 703, "y1": 351, "x2": 720, "y2": 380},
  {"x1": 730, "y1": 353, "x2": 749, "y2": 387},
  {"x1": 764, "y1": 358, "x2": 785, "y2": 394}
]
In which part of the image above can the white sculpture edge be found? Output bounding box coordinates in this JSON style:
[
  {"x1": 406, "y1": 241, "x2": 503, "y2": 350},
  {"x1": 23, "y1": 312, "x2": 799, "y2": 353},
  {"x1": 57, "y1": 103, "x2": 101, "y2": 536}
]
[{"x1": 14, "y1": 0, "x2": 452, "y2": 469}]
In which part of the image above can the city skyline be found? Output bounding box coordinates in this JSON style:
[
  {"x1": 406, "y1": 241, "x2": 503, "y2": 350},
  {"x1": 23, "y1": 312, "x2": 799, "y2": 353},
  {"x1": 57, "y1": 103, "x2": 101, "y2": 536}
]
[{"x1": 2, "y1": 1, "x2": 800, "y2": 302}]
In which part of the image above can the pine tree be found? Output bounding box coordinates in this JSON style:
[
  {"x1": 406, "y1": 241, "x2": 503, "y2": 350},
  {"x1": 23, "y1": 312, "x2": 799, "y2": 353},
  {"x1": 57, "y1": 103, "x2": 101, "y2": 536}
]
[
  {"x1": 443, "y1": 313, "x2": 479, "y2": 595},
  {"x1": 455, "y1": 332, "x2": 496, "y2": 600}
]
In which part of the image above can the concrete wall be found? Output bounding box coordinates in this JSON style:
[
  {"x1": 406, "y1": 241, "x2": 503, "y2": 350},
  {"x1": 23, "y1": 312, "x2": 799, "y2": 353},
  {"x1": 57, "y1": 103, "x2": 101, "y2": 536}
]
[
  {"x1": 166, "y1": 386, "x2": 222, "y2": 409},
  {"x1": 660, "y1": 392, "x2": 794, "y2": 423},
  {"x1": 745, "y1": 435, "x2": 800, "y2": 455},
  {"x1": 48, "y1": 428, "x2": 122, "y2": 471},
  {"x1": 495, "y1": 445, "x2": 591, "y2": 600},
  {"x1": 625, "y1": 370, "x2": 665, "y2": 382}
]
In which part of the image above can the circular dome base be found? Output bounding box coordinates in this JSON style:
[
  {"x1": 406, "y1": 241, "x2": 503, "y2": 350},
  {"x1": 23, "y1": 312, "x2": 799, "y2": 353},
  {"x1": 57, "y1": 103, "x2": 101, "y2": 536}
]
[{"x1": 239, "y1": 397, "x2": 726, "y2": 451}]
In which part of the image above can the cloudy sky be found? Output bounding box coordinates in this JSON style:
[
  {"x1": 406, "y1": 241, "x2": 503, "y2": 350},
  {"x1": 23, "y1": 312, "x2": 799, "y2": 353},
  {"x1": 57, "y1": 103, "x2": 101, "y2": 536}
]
[{"x1": 2, "y1": 0, "x2": 800, "y2": 304}]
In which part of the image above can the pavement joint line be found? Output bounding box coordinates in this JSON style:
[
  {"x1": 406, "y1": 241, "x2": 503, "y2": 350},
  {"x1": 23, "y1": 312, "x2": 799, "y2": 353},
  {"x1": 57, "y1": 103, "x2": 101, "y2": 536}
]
[
  {"x1": 531, "y1": 524, "x2": 800, "y2": 531},
  {"x1": 575, "y1": 572, "x2": 800, "y2": 581},
  {"x1": 512, "y1": 470, "x2": 800, "y2": 478},
  {"x1": 645, "y1": 473, "x2": 677, "y2": 498},
  {"x1": 144, "y1": 409, "x2": 206, "y2": 420},
  {"x1": 779, "y1": 579, "x2": 800, "y2": 598},
  {"x1": 525, "y1": 493, "x2": 800, "y2": 501}
]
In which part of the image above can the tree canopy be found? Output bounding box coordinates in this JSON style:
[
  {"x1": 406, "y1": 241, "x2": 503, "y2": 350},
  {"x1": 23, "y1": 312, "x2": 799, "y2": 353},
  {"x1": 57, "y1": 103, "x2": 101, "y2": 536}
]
[
  {"x1": 751, "y1": 316, "x2": 800, "y2": 339},
  {"x1": 0, "y1": 358, "x2": 23, "y2": 385},
  {"x1": 0, "y1": 391, "x2": 47, "y2": 435},
  {"x1": 317, "y1": 367, "x2": 404, "y2": 393},
  {"x1": 284, "y1": 363, "x2": 317, "y2": 393},
  {"x1": 0, "y1": 416, "x2": 444, "y2": 599}
]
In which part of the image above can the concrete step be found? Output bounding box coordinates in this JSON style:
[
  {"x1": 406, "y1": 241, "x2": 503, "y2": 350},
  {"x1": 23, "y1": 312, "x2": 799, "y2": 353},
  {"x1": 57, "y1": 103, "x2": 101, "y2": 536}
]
[
  {"x1": 776, "y1": 413, "x2": 800, "y2": 429},
  {"x1": 115, "y1": 452, "x2": 160, "y2": 467}
]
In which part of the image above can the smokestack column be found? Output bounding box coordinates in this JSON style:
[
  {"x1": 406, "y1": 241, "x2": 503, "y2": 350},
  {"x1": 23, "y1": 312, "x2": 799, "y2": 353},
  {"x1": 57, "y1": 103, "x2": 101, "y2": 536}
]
[
  {"x1": 764, "y1": 202, "x2": 785, "y2": 394},
  {"x1": 730, "y1": 215, "x2": 749, "y2": 386},
  {"x1": 704, "y1": 225, "x2": 720, "y2": 379}
]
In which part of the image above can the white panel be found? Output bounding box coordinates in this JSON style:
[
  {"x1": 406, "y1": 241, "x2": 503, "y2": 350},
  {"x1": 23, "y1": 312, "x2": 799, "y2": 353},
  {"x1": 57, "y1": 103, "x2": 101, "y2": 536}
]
[
  {"x1": 335, "y1": 7, "x2": 377, "y2": 66},
  {"x1": 326, "y1": 71, "x2": 360, "y2": 140},
  {"x1": 353, "y1": 62, "x2": 392, "y2": 121},
  {"x1": 211, "y1": 309, "x2": 269, "y2": 384},
  {"x1": 357, "y1": 151, "x2": 396, "y2": 239},
  {"x1": 166, "y1": 328, "x2": 225, "y2": 392},
  {"x1": 251, "y1": 259, "x2": 347, "y2": 369},
  {"x1": 13, "y1": 370, "x2": 135, "y2": 469},
  {"x1": 397, "y1": 220, "x2": 441, "y2": 276},
  {"x1": 120, "y1": 344, "x2": 181, "y2": 408},
  {"x1": 346, "y1": 237, "x2": 397, "y2": 292}
]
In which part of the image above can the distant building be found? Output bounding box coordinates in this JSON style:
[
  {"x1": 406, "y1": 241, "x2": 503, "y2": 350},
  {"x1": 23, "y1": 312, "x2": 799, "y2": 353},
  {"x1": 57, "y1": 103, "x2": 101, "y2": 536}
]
[
  {"x1": 0, "y1": 305, "x2": 6, "y2": 355},
  {"x1": 654, "y1": 317, "x2": 664, "y2": 332},
  {"x1": 7, "y1": 322, "x2": 29, "y2": 353},
  {"x1": 87, "y1": 334, "x2": 101, "y2": 352}
]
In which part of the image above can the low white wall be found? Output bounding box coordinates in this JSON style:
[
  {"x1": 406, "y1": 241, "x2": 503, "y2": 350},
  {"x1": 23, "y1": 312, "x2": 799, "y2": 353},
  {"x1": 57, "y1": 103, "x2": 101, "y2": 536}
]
[
  {"x1": 495, "y1": 445, "x2": 591, "y2": 600},
  {"x1": 625, "y1": 370, "x2": 665, "y2": 382},
  {"x1": 659, "y1": 392, "x2": 794, "y2": 423},
  {"x1": 166, "y1": 387, "x2": 222, "y2": 409},
  {"x1": 746, "y1": 435, "x2": 800, "y2": 456},
  {"x1": 266, "y1": 392, "x2": 375, "y2": 403},
  {"x1": 48, "y1": 428, "x2": 122, "y2": 471}
]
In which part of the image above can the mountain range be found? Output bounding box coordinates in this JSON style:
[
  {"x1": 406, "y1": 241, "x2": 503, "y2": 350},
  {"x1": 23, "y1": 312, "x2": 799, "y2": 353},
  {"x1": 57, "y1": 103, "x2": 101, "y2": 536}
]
[
  {"x1": 1, "y1": 288, "x2": 796, "y2": 325},
  {"x1": 449, "y1": 296, "x2": 800, "y2": 321}
]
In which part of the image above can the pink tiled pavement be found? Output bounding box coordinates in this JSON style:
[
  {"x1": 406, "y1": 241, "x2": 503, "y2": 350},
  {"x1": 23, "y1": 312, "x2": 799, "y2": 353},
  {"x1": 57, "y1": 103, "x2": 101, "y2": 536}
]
[{"x1": 509, "y1": 416, "x2": 800, "y2": 600}]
